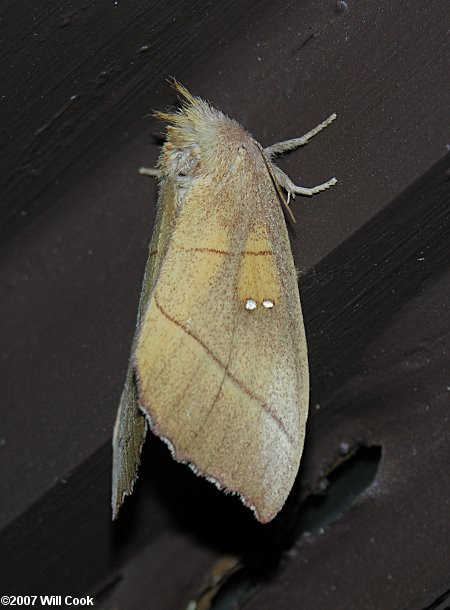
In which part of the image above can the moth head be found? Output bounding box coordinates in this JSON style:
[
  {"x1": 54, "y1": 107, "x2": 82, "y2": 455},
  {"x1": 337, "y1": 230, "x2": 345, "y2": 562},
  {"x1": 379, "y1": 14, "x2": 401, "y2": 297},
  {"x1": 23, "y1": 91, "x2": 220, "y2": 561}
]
[
  {"x1": 155, "y1": 82, "x2": 258, "y2": 185},
  {"x1": 162, "y1": 142, "x2": 202, "y2": 189}
]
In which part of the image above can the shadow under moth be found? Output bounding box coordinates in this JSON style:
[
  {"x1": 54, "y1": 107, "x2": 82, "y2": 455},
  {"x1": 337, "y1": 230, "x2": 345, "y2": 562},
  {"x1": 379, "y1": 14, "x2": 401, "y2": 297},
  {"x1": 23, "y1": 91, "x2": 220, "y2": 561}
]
[{"x1": 112, "y1": 82, "x2": 336, "y2": 523}]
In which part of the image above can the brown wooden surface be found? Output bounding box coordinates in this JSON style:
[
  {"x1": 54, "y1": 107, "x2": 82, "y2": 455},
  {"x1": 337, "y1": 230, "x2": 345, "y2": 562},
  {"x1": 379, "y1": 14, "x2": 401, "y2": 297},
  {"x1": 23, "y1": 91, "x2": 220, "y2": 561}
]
[{"x1": 1, "y1": 0, "x2": 449, "y2": 608}]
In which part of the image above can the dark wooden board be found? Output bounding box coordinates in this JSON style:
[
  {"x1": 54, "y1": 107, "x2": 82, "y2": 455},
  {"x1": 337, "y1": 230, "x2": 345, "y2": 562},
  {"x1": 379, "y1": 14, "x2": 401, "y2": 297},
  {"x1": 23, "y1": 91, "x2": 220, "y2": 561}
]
[{"x1": 1, "y1": 0, "x2": 449, "y2": 607}]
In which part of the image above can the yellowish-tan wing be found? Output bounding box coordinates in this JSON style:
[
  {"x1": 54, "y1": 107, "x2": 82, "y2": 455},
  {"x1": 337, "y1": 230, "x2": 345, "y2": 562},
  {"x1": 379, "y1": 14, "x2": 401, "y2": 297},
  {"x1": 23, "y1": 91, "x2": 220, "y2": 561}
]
[
  {"x1": 134, "y1": 181, "x2": 308, "y2": 523},
  {"x1": 111, "y1": 180, "x2": 177, "y2": 519}
]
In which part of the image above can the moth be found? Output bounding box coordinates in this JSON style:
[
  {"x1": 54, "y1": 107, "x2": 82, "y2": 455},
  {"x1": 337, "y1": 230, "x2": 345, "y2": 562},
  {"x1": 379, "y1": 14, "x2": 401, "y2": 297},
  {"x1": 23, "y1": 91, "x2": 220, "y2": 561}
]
[{"x1": 112, "y1": 82, "x2": 336, "y2": 523}]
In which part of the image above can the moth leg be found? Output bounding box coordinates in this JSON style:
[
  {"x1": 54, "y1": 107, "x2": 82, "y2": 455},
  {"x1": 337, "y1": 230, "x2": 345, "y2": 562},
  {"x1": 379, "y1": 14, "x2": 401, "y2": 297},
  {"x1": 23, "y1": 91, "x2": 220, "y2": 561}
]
[
  {"x1": 270, "y1": 164, "x2": 337, "y2": 203},
  {"x1": 139, "y1": 167, "x2": 161, "y2": 177},
  {"x1": 265, "y1": 113, "x2": 337, "y2": 204},
  {"x1": 264, "y1": 113, "x2": 337, "y2": 158}
]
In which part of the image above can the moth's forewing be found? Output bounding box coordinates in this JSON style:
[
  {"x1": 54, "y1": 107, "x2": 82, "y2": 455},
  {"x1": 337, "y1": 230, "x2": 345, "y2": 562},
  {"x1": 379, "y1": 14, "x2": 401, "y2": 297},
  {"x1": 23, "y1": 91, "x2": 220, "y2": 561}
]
[
  {"x1": 111, "y1": 180, "x2": 177, "y2": 518},
  {"x1": 112, "y1": 368, "x2": 147, "y2": 519}
]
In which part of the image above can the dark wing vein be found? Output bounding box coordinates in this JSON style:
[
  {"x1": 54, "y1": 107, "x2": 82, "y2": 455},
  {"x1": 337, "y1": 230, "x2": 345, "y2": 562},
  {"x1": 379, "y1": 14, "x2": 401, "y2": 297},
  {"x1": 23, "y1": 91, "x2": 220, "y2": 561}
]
[{"x1": 154, "y1": 294, "x2": 293, "y2": 444}]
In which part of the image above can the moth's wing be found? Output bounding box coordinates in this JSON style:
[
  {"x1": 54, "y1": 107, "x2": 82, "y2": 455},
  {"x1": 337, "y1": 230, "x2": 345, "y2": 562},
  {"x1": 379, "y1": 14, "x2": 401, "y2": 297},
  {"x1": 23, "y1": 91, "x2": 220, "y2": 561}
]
[
  {"x1": 134, "y1": 182, "x2": 309, "y2": 523},
  {"x1": 112, "y1": 366, "x2": 147, "y2": 519},
  {"x1": 111, "y1": 181, "x2": 177, "y2": 519}
]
